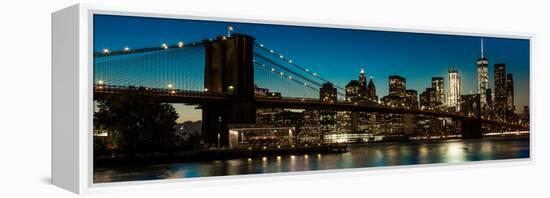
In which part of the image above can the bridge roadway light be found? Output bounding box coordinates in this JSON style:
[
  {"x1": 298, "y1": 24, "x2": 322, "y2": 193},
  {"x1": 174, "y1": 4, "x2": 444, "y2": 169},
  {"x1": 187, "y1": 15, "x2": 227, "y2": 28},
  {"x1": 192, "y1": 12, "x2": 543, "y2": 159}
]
[
  {"x1": 102, "y1": 48, "x2": 109, "y2": 54},
  {"x1": 178, "y1": 42, "x2": 184, "y2": 48},
  {"x1": 162, "y1": 43, "x2": 168, "y2": 49},
  {"x1": 123, "y1": 47, "x2": 130, "y2": 52}
]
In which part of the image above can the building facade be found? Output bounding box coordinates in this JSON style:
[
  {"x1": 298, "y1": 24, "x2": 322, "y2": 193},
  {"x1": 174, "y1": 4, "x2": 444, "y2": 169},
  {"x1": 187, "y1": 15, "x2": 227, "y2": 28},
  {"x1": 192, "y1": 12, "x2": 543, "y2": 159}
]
[{"x1": 447, "y1": 68, "x2": 461, "y2": 112}]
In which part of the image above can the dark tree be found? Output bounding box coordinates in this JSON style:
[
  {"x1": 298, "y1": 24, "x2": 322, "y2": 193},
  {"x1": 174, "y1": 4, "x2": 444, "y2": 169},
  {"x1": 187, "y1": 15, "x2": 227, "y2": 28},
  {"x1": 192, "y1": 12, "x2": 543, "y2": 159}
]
[{"x1": 94, "y1": 87, "x2": 179, "y2": 155}]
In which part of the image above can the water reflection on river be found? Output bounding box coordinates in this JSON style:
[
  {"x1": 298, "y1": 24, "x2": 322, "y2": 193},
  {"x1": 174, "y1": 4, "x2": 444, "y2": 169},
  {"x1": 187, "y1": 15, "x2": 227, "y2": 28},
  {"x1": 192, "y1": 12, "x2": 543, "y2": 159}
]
[{"x1": 94, "y1": 137, "x2": 529, "y2": 183}]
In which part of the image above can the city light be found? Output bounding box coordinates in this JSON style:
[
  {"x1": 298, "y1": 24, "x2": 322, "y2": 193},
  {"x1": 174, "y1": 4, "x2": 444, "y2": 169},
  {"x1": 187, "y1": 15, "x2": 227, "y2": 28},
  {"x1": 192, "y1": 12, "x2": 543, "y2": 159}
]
[
  {"x1": 228, "y1": 85, "x2": 234, "y2": 90},
  {"x1": 102, "y1": 48, "x2": 109, "y2": 54},
  {"x1": 167, "y1": 84, "x2": 173, "y2": 88},
  {"x1": 204, "y1": 88, "x2": 208, "y2": 92},
  {"x1": 98, "y1": 80, "x2": 104, "y2": 85},
  {"x1": 178, "y1": 41, "x2": 184, "y2": 48},
  {"x1": 123, "y1": 47, "x2": 130, "y2": 52},
  {"x1": 161, "y1": 43, "x2": 168, "y2": 49}
]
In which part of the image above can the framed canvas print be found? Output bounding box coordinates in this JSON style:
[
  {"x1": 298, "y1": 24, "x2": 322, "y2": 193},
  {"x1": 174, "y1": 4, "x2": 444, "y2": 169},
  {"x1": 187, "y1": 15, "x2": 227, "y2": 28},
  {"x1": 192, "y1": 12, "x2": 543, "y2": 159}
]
[{"x1": 52, "y1": 4, "x2": 533, "y2": 194}]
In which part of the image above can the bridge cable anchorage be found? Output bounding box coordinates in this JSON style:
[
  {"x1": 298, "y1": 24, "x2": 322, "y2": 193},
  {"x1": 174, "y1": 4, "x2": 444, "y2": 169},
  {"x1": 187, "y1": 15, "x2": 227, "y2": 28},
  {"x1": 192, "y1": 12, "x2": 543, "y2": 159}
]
[
  {"x1": 93, "y1": 40, "x2": 206, "y2": 57},
  {"x1": 254, "y1": 62, "x2": 319, "y2": 92},
  {"x1": 254, "y1": 42, "x2": 346, "y2": 91}
]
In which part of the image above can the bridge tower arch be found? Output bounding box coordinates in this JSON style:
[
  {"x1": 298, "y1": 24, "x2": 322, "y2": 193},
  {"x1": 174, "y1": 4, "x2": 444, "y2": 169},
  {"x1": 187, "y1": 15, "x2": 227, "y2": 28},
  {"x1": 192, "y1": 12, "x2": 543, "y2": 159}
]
[{"x1": 202, "y1": 34, "x2": 257, "y2": 147}]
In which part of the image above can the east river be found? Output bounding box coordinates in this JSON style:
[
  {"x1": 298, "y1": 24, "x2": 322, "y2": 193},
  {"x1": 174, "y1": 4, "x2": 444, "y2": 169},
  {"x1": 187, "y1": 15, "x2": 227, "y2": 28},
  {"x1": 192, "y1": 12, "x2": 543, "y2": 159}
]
[{"x1": 94, "y1": 136, "x2": 529, "y2": 183}]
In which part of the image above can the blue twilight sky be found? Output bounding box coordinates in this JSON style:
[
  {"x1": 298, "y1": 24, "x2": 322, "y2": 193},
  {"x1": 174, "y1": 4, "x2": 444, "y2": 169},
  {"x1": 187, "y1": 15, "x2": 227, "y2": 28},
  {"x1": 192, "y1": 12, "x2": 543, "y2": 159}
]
[{"x1": 93, "y1": 14, "x2": 530, "y2": 121}]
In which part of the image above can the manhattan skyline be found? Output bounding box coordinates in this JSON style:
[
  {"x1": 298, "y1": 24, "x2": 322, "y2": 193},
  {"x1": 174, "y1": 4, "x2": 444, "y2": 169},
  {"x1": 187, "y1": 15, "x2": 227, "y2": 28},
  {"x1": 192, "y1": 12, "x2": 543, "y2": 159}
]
[{"x1": 94, "y1": 14, "x2": 530, "y2": 121}]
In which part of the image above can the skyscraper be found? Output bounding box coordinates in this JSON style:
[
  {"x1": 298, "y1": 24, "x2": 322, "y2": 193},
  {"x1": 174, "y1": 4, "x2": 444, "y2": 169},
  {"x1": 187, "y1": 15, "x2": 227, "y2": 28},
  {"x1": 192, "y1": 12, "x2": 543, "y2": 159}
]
[
  {"x1": 358, "y1": 68, "x2": 367, "y2": 90},
  {"x1": 506, "y1": 73, "x2": 515, "y2": 112},
  {"x1": 405, "y1": 89, "x2": 418, "y2": 109},
  {"x1": 320, "y1": 82, "x2": 337, "y2": 104},
  {"x1": 494, "y1": 63, "x2": 507, "y2": 119},
  {"x1": 389, "y1": 75, "x2": 406, "y2": 98},
  {"x1": 319, "y1": 82, "x2": 338, "y2": 141},
  {"x1": 431, "y1": 77, "x2": 445, "y2": 108},
  {"x1": 447, "y1": 68, "x2": 461, "y2": 111},
  {"x1": 366, "y1": 77, "x2": 378, "y2": 103},
  {"x1": 345, "y1": 80, "x2": 360, "y2": 102},
  {"x1": 477, "y1": 38, "x2": 489, "y2": 106}
]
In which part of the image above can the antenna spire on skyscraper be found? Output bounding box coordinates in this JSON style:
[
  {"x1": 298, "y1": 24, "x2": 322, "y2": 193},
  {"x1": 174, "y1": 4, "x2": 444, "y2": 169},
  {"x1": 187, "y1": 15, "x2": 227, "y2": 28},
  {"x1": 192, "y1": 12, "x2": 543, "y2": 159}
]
[{"x1": 481, "y1": 38, "x2": 485, "y2": 58}]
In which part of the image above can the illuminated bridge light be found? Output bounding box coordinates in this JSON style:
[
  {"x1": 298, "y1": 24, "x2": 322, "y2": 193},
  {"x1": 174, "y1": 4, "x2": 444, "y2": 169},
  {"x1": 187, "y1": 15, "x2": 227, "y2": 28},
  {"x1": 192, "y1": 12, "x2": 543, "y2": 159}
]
[
  {"x1": 305, "y1": 68, "x2": 309, "y2": 72},
  {"x1": 178, "y1": 41, "x2": 184, "y2": 48},
  {"x1": 253, "y1": 59, "x2": 256, "y2": 62},
  {"x1": 271, "y1": 68, "x2": 275, "y2": 72},
  {"x1": 313, "y1": 73, "x2": 317, "y2": 76},
  {"x1": 270, "y1": 50, "x2": 274, "y2": 53},
  {"x1": 279, "y1": 55, "x2": 284, "y2": 58},
  {"x1": 161, "y1": 43, "x2": 168, "y2": 49},
  {"x1": 304, "y1": 83, "x2": 307, "y2": 86},
  {"x1": 288, "y1": 60, "x2": 293, "y2": 63},
  {"x1": 288, "y1": 76, "x2": 292, "y2": 80},
  {"x1": 123, "y1": 47, "x2": 130, "y2": 52},
  {"x1": 102, "y1": 48, "x2": 110, "y2": 54},
  {"x1": 280, "y1": 72, "x2": 284, "y2": 76},
  {"x1": 260, "y1": 44, "x2": 264, "y2": 47}
]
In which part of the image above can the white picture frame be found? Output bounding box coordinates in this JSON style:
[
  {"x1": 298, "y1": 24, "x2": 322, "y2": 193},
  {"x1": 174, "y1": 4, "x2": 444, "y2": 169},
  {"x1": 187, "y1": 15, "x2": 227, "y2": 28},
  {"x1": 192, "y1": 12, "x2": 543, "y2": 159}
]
[{"x1": 52, "y1": 3, "x2": 534, "y2": 194}]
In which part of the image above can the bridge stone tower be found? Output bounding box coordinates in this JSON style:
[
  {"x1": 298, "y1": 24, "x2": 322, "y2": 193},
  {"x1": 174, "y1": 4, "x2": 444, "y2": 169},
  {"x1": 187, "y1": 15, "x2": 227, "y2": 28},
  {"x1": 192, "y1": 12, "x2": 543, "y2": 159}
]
[
  {"x1": 461, "y1": 94, "x2": 483, "y2": 139},
  {"x1": 202, "y1": 34, "x2": 257, "y2": 147}
]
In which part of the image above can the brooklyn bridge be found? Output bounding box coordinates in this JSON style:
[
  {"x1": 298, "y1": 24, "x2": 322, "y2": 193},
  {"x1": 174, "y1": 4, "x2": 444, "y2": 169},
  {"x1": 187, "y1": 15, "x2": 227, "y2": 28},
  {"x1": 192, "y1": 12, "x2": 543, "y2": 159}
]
[{"x1": 93, "y1": 33, "x2": 529, "y2": 147}]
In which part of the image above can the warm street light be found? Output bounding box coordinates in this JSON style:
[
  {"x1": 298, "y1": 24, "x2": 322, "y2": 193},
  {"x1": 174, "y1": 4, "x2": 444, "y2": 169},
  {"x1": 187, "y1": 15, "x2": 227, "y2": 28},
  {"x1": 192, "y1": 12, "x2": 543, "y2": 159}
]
[
  {"x1": 204, "y1": 88, "x2": 208, "y2": 92},
  {"x1": 228, "y1": 85, "x2": 234, "y2": 90}
]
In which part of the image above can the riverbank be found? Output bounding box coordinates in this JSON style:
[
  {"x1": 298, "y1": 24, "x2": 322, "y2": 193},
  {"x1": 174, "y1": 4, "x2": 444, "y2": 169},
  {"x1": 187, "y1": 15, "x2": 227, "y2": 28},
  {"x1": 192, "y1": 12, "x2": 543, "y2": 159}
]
[{"x1": 94, "y1": 144, "x2": 347, "y2": 167}]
